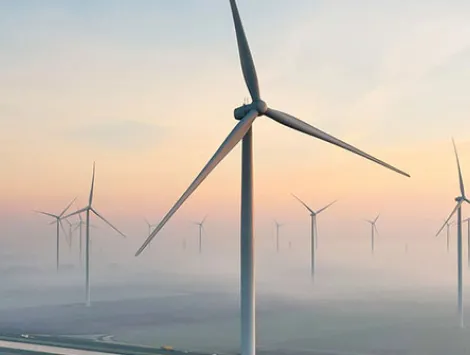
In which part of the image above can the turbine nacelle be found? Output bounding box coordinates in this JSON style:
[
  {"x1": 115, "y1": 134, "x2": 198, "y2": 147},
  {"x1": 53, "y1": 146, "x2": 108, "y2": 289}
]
[{"x1": 234, "y1": 100, "x2": 267, "y2": 120}]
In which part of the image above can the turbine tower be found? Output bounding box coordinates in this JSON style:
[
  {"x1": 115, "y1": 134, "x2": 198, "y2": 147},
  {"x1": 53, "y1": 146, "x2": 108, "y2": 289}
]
[
  {"x1": 436, "y1": 139, "x2": 470, "y2": 328},
  {"x1": 273, "y1": 220, "x2": 285, "y2": 252},
  {"x1": 366, "y1": 215, "x2": 380, "y2": 254},
  {"x1": 291, "y1": 194, "x2": 336, "y2": 279},
  {"x1": 193, "y1": 215, "x2": 207, "y2": 254},
  {"x1": 35, "y1": 198, "x2": 76, "y2": 271},
  {"x1": 135, "y1": 2, "x2": 409, "y2": 355},
  {"x1": 63, "y1": 163, "x2": 126, "y2": 306}
]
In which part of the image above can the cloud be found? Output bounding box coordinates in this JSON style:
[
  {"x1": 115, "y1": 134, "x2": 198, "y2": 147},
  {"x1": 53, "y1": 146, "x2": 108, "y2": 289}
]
[{"x1": 65, "y1": 120, "x2": 166, "y2": 152}]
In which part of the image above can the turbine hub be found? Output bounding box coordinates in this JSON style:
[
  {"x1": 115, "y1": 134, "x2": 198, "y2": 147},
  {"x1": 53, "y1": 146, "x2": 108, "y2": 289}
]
[
  {"x1": 233, "y1": 100, "x2": 268, "y2": 120},
  {"x1": 456, "y1": 196, "x2": 464, "y2": 202}
]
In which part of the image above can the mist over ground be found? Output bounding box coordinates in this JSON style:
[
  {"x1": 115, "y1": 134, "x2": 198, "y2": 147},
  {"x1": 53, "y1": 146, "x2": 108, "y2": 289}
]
[{"x1": 0, "y1": 217, "x2": 469, "y2": 355}]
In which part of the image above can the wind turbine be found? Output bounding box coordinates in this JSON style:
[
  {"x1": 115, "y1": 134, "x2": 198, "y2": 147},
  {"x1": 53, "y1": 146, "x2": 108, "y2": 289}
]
[
  {"x1": 145, "y1": 218, "x2": 157, "y2": 236},
  {"x1": 291, "y1": 194, "x2": 336, "y2": 279},
  {"x1": 72, "y1": 210, "x2": 86, "y2": 266},
  {"x1": 193, "y1": 215, "x2": 207, "y2": 254},
  {"x1": 366, "y1": 215, "x2": 380, "y2": 254},
  {"x1": 35, "y1": 197, "x2": 76, "y2": 271},
  {"x1": 438, "y1": 219, "x2": 455, "y2": 252},
  {"x1": 436, "y1": 139, "x2": 470, "y2": 328},
  {"x1": 273, "y1": 220, "x2": 285, "y2": 252},
  {"x1": 135, "y1": 2, "x2": 409, "y2": 354},
  {"x1": 62, "y1": 163, "x2": 126, "y2": 306}
]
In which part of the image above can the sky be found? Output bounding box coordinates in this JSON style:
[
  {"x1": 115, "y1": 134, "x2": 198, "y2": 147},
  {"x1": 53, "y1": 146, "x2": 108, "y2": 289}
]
[{"x1": 2, "y1": 0, "x2": 470, "y2": 269}]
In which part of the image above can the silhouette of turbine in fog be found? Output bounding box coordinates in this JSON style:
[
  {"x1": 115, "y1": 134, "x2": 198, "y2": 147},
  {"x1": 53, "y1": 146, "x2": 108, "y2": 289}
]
[
  {"x1": 145, "y1": 218, "x2": 157, "y2": 237},
  {"x1": 291, "y1": 194, "x2": 336, "y2": 279},
  {"x1": 274, "y1": 220, "x2": 285, "y2": 252},
  {"x1": 366, "y1": 215, "x2": 380, "y2": 254},
  {"x1": 63, "y1": 163, "x2": 126, "y2": 307},
  {"x1": 436, "y1": 139, "x2": 470, "y2": 328},
  {"x1": 35, "y1": 198, "x2": 75, "y2": 271},
  {"x1": 437, "y1": 219, "x2": 454, "y2": 252},
  {"x1": 464, "y1": 217, "x2": 470, "y2": 267},
  {"x1": 135, "y1": 1, "x2": 409, "y2": 354},
  {"x1": 193, "y1": 215, "x2": 207, "y2": 253}
]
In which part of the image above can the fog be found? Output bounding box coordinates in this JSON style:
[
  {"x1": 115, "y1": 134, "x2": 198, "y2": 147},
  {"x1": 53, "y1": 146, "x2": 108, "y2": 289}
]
[{"x1": 0, "y1": 212, "x2": 470, "y2": 355}]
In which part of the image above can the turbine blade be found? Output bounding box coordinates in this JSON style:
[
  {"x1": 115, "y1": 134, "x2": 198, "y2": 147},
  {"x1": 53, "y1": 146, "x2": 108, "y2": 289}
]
[
  {"x1": 91, "y1": 208, "x2": 126, "y2": 238},
  {"x1": 34, "y1": 210, "x2": 57, "y2": 219},
  {"x1": 89, "y1": 162, "x2": 96, "y2": 206},
  {"x1": 62, "y1": 207, "x2": 88, "y2": 220},
  {"x1": 59, "y1": 197, "x2": 77, "y2": 218},
  {"x1": 201, "y1": 215, "x2": 208, "y2": 224},
  {"x1": 374, "y1": 225, "x2": 380, "y2": 237},
  {"x1": 291, "y1": 193, "x2": 315, "y2": 214},
  {"x1": 72, "y1": 224, "x2": 81, "y2": 232},
  {"x1": 265, "y1": 108, "x2": 410, "y2": 178},
  {"x1": 316, "y1": 200, "x2": 337, "y2": 214},
  {"x1": 77, "y1": 209, "x2": 83, "y2": 222},
  {"x1": 374, "y1": 214, "x2": 380, "y2": 223},
  {"x1": 436, "y1": 202, "x2": 461, "y2": 237},
  {"x1": 229, "y1": 0, "x2": 260, "y2": 101},
  {"x1": 144, "y1": 217, "x2": 151, "y2": 227},
  {"x1": 452, "y1": 138, "x2": 466, "y2": 198},
  {"x1": 135, "y1": 110, "x2": 258, "y2": 256}
]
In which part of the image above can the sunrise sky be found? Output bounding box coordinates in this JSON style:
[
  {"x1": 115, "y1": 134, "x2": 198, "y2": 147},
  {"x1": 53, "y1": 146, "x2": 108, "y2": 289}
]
[{"x1": 2, "y1": 0, "x2": 470, "y2": 259}]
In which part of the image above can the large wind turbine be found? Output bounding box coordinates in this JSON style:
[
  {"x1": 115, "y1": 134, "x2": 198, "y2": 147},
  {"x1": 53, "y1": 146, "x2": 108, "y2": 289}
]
[
  {"x1": 63, "y1": 163, "x2": 126, "y2": 306},
  {"x1": 193, "y1": 215, "x2": 207, "y2": 254},
  {"x1": 135, "y1": 2, "x2": 409, "y2": 354},
  {"x1": 436, "y1": 139, "x2": 470, "y2": 328},
  {"x1": 35, "y1": 198, "x2": 76, "y2": 271},
  {"x1": 366, "y1": 215, "x2": 380, "y2": 254},
  {"x1": 273, "y1": 220, "x2": 284, "y2": 252},
  {"x1": 291, "y1": 194, "x2": 336, "y2": 279}
]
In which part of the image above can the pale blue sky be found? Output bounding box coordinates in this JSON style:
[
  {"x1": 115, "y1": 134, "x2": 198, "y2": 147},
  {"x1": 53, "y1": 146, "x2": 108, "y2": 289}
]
[{"x1": 2, "y1": 1, "x2": 470, "y2": 255}]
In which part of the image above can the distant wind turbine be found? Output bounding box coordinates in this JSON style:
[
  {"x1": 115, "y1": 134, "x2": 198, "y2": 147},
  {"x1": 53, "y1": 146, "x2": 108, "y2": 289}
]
[
  {"x1": 366, "y1": 215, "x2": 380, "y2": 254},
  {"x1": 62, "y1": 163, "x2": 126, "y2": 306},
  {"x1": 464, "y1": 217, "x2": 470, "y2": 267},
  {"x1": 145, "y1": 218, "x2": 157, "y2": 236},
  {"x1": 436, "y1": 139, "x2": 470, "y2": 328},
  {"x1": 35, "y1": 198, "x2": 76, "y2": 271},
  {"x1": 273, "y1": 220, "x2": 285, "y2": 252},
  {"x1": 134, "y1": 1, "x2": 409, "y2": 354},
  {"x1": 291, "y1": 194, "x2": 336, "y2": 279},
  {"x1": 438, "y1": 219, "x2": 455, "y2": 252},
  {"x1": 193, "y1": 216, "x2": 207, "y2": 254}
]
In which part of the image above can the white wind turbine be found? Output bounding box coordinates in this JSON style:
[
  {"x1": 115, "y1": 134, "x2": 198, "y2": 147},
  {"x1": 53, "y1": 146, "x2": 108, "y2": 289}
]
[
  {"x1": 135, "y1": 2, "x2": 409, "y2": 354},
  {"x1": 145, "y1": 218, "x2": 157, "y2": 236},
  {"x1": 193, "y1": 215, "x2": 207, "y2": 254},
  {"x1": 437, "y1": 219, "x2": 455, "y2": 252},
  {"x1": 436, "y1": 139, "x2": 470, "y2": 328},
  {"x1": 35, "y1": 198, "x2": 76, "y2": 271},
  {"x1": 291, "y1": 194, "x2": 336, "y2": 279},
  {"x1": 62, "y1": 163, "x2": 126, "y2": 306},
  {"x1": 273, "y1": 220, "x2": 285, "y2": 252},
  {"x1": 366, "y1": 214, "x2": 380, "y2": 254}
]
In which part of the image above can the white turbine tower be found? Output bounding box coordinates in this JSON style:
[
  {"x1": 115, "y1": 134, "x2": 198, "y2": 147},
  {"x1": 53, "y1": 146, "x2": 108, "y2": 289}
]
[
  {"x1": 436, "y1": 139, "x2": 470, "y2": 328},
  {"x1": 135, "y1": 2, "x2": 409, "y2": 354},
  {"x1": 62, "y1": 163, "x2": 126, "y2": 306},
  {"x1": 35, "y1": 198, "x2": 76, "y2": 271},
  {"x1": 366, "y1": 215, "x2": 380, "y2": 254},
  {"x1": 193, "y1": 215, "x2": 207, "y2": 254},
  {"x1": 291, "y1": 194, "x2": 336, "y2": 279},
  {"x1": 273, "y1": 220, "x2": 285, "y2": 252}
]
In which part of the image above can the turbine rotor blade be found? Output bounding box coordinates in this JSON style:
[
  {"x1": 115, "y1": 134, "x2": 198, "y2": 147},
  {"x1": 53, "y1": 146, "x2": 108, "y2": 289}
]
[
  {"x1": 34, "y1": 210, "x2": 57, "y2": 219},
  {"x1": 452, "y1": 138, "x2": 466, "y2": 198},
  {"x1": 374, "y1": 224, "x2": 380, "y2": 236},
  {"x1": 229, "y1": 0, "x2": 261, "y2": 101},
  {"x1": 59, "y1": 197, "x2": 77, "y2": 218},
  {"x1": 201, "y1": 215, "x2": 208, "y2": 224},
  {"x1": 91, "y1": 208, "x2": 126, "y2": 238},
  {"x1": 58, "y1": 220, "x2": 71, "y2": 247},
  {"x1": 62, "y1": 207, "x2": 88, "y2": 220},
  {"x1": 374, "y1": 214, "x2": 380, "y2": 223},
  {"x1": 135, "y1": 110, "x2": 258, "y2": 256},
  {"x1": 291, "y1": 193, "x2": 315, "y2": 214},
  {"x1": 265, "y1": 108, "x2": 410, "y2": 178},
  {"x1": 316, "y1": 200, "x2": 337, "y2": 215},
  {"x1": 436, "y1": 202, "x2": 462, "y2": 237},
  {"x1": 89, "y1": 162, "x2": 96, "y2": 206}
]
